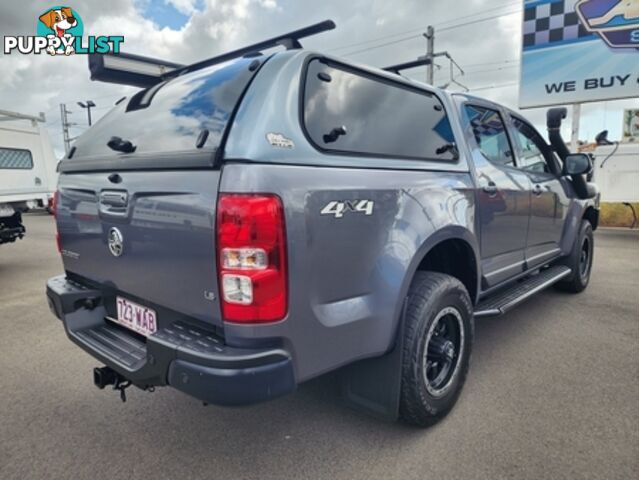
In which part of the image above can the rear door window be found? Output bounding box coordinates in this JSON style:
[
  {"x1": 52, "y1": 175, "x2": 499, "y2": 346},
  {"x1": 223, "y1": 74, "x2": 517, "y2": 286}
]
[
  {"x1": 463, "y1": 105, "x2": 514, "y2": 167},
  {"x1": 303, "y1": 59, "x2": 456, "y2": 161}
]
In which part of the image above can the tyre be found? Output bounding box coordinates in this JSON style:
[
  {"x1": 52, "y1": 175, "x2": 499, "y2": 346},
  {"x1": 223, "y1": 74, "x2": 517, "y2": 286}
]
[
  {"x1": 555, "y1": 219, "x2": 593, "y2": 293},
  {"x1": 399, "y1": 271, "x2": 474, "y2": 427}
]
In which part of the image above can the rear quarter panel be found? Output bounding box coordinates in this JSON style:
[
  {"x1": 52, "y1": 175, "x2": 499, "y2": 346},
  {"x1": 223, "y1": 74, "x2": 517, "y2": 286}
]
[
  {"x1": 222, "y1": 51, "x2": 479, "y2": 382},
  {"x1": 220, "y1": 164, "x2": 476, "y2": 381}
]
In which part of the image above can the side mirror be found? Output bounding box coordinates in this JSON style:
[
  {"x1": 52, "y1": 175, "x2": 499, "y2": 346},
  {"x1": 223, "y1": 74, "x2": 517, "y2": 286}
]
[{"x1": 563, "y1": 153, "x2": 592, "y2": 176}]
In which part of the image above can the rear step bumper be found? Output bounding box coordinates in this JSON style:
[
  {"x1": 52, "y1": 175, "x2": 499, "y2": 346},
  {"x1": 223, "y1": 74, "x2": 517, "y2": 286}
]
[{"x1": 46, "y1": 275, "x2": 295, "y2": 406}]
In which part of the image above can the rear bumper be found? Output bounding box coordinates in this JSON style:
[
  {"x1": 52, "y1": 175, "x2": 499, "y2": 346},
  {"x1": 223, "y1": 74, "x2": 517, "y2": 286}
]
[{"x1": 46, "y1": 275, "x2": 296, "y2": 406}]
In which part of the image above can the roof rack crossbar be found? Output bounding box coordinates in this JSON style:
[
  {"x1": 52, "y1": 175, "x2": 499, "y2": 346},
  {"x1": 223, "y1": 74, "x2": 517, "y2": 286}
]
[
  {"x1": 163, "y1": 19, "x2": 335, "y2": 79},
  {"x1": 383, "y1": 57, "x2": 432, "y2": 75},
  {"x1": 88, "y1": 20, "x2": 335, "y2": 88}
]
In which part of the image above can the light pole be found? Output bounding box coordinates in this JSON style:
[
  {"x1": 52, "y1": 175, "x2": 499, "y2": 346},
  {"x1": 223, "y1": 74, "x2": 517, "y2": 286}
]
[{"x1": 77, "y1": 100, "x2": 96, "y2": 126}]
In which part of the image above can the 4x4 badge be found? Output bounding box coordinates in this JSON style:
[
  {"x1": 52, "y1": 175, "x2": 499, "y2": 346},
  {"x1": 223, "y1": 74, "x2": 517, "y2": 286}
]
[
  {"x1": 321, "y1": 200, "x2": 374, "y2": 218},
  {"x1": 266, "y1": 132, "x2": 294, "y2": 149}
]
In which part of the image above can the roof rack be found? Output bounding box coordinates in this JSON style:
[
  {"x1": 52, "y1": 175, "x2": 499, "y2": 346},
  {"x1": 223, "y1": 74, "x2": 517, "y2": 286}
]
[
  {"x1": 0, "y1": 109, "x2": 46, "y2": 124},
  {"x1": 89, "y1": 20, "x2": 336, "y2": 89},
  {"x1": 383, "y1": 57, "x2": 431, "y2": 75}
]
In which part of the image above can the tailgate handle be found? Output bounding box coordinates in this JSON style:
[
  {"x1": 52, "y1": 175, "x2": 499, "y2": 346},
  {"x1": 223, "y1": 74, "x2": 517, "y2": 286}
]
[{"x1": 100, "y1": 191, "x2": 128, "y2": 208}]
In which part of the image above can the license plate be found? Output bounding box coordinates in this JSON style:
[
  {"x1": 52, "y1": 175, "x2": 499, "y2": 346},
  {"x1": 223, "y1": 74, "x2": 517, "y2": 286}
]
[{"x1": 113, "y1": 297, "x2": 157, "y2": 337}]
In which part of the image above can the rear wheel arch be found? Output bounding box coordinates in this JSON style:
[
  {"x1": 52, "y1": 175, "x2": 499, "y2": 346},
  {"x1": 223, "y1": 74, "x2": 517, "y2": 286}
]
[
  {"x1": 414, "y1": 236, "x2": 479, "y2": 305},
  {"x1": 389, "y1": 228, "x2": 480, "y2": 354}
]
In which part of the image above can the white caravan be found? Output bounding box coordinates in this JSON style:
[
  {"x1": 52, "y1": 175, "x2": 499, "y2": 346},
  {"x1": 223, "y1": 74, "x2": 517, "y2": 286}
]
[{"x1": 0, "y1": 109, "x2": 58, "y2": 245}]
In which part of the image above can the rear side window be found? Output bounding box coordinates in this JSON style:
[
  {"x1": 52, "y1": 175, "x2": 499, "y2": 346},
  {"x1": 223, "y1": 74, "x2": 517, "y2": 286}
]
[
  {"x1": 303, "y1": 59, "x2": 456, "y2": 161},
  {"x1": 71, "y1": 57, "x2": 260, "y2": 159},
  {"x1": 463, "y1": 105, "x2": 514, "y2": 167},
  {"x1": 0, "y1": 148, "x2": 33, "y2": 169}
]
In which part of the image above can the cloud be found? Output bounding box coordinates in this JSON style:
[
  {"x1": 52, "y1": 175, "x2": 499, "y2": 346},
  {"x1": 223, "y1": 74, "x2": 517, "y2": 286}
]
[
  {"x1": 165, "y1": 0, "x2": 202, "y2": 15},
  {"x1": 1, "y1": 0, "x2": 636, "y2": 158}
]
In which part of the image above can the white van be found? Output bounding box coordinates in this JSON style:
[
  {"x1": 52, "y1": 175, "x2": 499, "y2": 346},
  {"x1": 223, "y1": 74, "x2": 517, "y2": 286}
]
[{"x1": 0, "y1": 109, "x2": 58, "y2": 245}]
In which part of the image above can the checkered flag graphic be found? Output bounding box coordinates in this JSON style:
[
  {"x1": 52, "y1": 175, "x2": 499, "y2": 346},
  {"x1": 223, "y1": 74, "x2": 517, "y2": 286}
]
[{"x1": 523, "y1": 1, "x2": 594, "y2": 49}]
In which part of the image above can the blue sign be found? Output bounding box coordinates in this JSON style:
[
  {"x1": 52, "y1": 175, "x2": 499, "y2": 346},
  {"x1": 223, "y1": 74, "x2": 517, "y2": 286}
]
[{"x1": 520, "y1": 0, "x2": 639, "y2": 108}]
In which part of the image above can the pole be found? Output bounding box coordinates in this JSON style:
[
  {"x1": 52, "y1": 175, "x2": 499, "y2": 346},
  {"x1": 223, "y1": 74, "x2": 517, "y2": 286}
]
[
  {"x1": 78, "y1": 101, "x2": 96, "y2": 126},
  {"x1": 571, "y1": 103, "x2": 581, "y2": 152},
  {"x1": 425, "y1": 25, "x2": 434, "y2": 85},
  {"x1": 60, "y1": 103, "x2": 71, "y2": 154}
]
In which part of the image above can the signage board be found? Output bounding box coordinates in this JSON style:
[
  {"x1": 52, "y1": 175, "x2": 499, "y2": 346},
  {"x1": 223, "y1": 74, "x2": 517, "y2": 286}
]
[{"x1": 520, "y1": 0, "x2": 639, "y2": 108}]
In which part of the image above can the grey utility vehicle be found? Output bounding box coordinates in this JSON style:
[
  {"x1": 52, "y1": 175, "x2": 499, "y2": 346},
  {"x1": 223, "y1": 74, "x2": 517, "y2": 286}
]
[{"x1": 46, "y1": 21, "x2": 598, "y2": 426}]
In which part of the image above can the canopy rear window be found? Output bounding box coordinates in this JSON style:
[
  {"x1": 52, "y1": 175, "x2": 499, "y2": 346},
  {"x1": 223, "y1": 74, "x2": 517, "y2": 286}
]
[{"x1": 70, "y1": 57, "x2": 260, "y2": 161}]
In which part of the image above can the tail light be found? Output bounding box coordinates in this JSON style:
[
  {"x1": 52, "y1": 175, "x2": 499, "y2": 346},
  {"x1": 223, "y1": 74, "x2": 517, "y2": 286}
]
[
  {"x1": 216, "y1": 194, "x2": 287, "y2": 323},
  {"x1": 52, "y1": 191, "x2": 61, "y2": 253}
]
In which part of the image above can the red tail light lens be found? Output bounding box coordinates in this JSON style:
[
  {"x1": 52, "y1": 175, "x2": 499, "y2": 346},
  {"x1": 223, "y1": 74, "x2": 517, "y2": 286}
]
[
  {"x1": 52, "y1": 191, "x2": 59, "y2": 217},
  {"x1": 216, "y1": 194, "x2": 287, "y2": 323}
]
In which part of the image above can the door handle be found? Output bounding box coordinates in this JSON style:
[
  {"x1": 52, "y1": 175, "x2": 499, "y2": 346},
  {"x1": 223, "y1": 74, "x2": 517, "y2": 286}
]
[
  {"x1": 99, "y1": 191, "x2": 129, "y2": 219},
  {"x1": 482, "y1": 182, "x2": 498, "y2": 196},
  {"x1": 100, "y1": 191, "x2": 128, "y2": 208},
  {"x1": 532, "y1": 184, "x2": 543, "y2": 196}
]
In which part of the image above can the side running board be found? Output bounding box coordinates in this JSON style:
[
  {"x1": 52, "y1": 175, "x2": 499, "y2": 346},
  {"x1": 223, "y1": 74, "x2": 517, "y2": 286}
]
[{"x1": 474, "y1": 265, "x2": 571, "y2": 318}]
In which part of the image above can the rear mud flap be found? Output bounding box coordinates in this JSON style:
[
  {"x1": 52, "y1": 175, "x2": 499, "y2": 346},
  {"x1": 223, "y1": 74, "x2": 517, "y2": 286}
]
[{"x1": 338, "y1": 300, "x2": 406, "y2": 421}]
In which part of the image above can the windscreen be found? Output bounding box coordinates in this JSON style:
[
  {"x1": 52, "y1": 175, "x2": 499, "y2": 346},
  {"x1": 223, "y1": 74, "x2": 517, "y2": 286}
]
[{"x1": 71, "y1": 57, "x2": 259, "y2": 160}]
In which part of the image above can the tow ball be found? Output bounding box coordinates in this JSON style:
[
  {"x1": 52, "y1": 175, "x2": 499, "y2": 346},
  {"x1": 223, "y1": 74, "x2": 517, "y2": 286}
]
[{"x1": 93, "y1": 366, "x2": 132, "y2": 402}]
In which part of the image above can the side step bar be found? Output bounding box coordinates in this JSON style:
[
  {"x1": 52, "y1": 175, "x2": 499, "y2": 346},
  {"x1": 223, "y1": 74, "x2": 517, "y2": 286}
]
[{"x1": 474, "y1": 265, "x2": 571, "y2": 318}]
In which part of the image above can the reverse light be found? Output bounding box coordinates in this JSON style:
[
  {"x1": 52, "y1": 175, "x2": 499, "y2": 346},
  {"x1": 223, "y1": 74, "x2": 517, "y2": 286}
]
[
  {"x1": 216, "y1": 194, "x2": 287, "y2": 323},
  {"x1": 222, "y1": 274, "x2": 253, "y2": 304}
]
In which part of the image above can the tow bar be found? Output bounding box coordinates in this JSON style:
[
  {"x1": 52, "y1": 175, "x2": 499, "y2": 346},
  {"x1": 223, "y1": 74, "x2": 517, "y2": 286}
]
[{"x1": 93, "y1": 366, "x2": 132, "y2": 402}]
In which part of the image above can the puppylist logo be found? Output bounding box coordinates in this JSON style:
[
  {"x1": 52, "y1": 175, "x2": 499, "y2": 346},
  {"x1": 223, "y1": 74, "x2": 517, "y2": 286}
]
[{"x1": 4, "y1": 6, "x2": 124, "y2": 56}]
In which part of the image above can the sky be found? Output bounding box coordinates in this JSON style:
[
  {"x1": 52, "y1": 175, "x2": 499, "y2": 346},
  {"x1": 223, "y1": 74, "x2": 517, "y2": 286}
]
[{"x1": 1, "y1": 0, "x2": 637, "y2": 158}]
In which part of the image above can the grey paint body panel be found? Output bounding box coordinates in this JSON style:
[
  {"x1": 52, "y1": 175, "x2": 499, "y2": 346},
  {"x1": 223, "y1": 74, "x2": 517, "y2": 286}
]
[{"x1": 219, "y1": 163, "x2": 477, "y2": 381}]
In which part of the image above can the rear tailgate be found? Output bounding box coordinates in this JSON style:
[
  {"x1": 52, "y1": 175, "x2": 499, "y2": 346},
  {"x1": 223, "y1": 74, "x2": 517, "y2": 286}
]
[
  {"x1": 56, "y1": 56, "x2": 265, "y2": 328},
  {"x1": 57, "y1": 170, "x2": 222, "y2": 326}
]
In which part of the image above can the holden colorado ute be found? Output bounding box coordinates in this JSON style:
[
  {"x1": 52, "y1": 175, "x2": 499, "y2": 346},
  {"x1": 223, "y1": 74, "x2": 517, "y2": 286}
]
[{"x1": 46, "y1": 21, "x2": 599, "y2": 426}]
